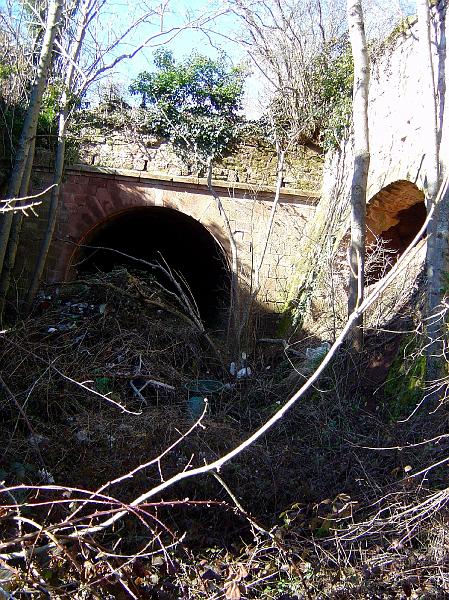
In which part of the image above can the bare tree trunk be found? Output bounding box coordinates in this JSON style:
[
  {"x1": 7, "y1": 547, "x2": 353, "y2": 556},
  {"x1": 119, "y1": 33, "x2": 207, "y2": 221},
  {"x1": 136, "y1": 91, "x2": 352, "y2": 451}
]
[
  {"x1": 347, "y1": 0, "x2": 370, "y2": 352},
  {"x1": 0, "y1": 0, "x2": 62, "y2": 279},
  {"x1": 417, "y1": 0, "x2": 446, "y2": 381},
  {"x1": 25, "y1": 0, "x2": 214, "y2": 310},
  {"x1": 0, "y1": 137, "x2": 36, "y2": 314},
  {"x1": 25, "y1": 0, "x2": 90, "y2": 311},
  {"x1": 24, "y1": 109, "x2": 68, "y2": 311}
]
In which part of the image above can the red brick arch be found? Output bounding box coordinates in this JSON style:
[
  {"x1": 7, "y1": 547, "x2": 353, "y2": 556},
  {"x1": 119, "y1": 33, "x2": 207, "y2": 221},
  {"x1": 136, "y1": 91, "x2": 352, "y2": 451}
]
[
  {"x1": 37, "y1": 166, "x2": 318, "y2": 311},
  {"x1": 50, "y1": 171, "x2": 233, "y2": 283}
]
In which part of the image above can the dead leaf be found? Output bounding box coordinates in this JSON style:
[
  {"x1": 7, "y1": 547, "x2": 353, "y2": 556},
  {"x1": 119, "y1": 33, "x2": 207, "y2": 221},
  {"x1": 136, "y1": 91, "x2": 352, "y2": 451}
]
[
  {"x1": 224, "y1": 581, "x2": 241, "y2": 600},
  {"x1": 236, "y1": 564, "x2": 248, "y2": 580}
]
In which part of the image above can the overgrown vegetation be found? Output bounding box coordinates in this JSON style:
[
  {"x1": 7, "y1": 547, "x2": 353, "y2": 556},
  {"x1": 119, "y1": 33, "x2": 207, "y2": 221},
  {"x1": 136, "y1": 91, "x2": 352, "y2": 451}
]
[
  {"x1": 0, "y1": 270, "x2": 448, "y2": 598},
  {"x1": 129, "y1": 50, "x2": 247, "y2": 172},
  {"x1": 0, "y1": 1, "x2": 448, "y2": 598},
  {"x1": 0, "y1": 30, "x2": 59, "y2": 177},
  {"x1": 267, "y1": 39, "x2": 354, "y2": 152}
]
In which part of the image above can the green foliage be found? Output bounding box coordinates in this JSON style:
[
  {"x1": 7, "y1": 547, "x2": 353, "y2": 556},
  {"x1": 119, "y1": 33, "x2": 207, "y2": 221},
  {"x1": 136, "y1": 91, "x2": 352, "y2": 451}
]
[
  {"x1": 94, "y1": 376, "x2": 113, "y2": 394},
  {"x1": 386, "y1": 15, "x2": 417, "y2": 43},
  {"x1": 129, "y1": 50, "x2": 247, "y2": 171},
  {"x1": 38, "y1": 83, "x2": 83, "y2": 162},
  {"x1": 315, "y1": 44, "x2": 354, "y2": 151},
  {"x1": 39, "y1": 83, "x2": 62, "y2": 131},
  {"x1": 0, "y1": 63, "x2": 13, "y2": 81},
  {"x1": 263, "y1": 575, "x2": 305, "y2": 597},
  {"x1": 264, "y1": 37, "x2": 354, "y2": 151},
  {"x1": 0, "y1": 102, "x2": 24, "y2": 158}
]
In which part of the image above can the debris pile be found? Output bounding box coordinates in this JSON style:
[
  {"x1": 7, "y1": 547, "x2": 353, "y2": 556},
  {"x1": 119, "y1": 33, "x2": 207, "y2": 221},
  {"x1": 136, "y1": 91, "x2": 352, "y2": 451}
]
[{"x1": 1, "y1": 269, "x2": 447, "y2": 598}]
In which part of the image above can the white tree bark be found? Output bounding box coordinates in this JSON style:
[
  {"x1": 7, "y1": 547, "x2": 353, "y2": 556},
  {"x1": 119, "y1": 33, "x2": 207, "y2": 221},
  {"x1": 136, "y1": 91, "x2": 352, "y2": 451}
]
[
  {"x1": 417, "y1": 0, "x2": 447, "y2": 381},
  {"x1": 0, "y1": 0, "x2": 62, "y2": 280},
  {"x1": 25, "y1": 0, "x2": 92, "y2": 311},
  {"x1": 0, "y1": 138, "x2": 36, "y2": 312},
  {"x1": 347, "y1": 0, "x2": 370, "y2": 351}
]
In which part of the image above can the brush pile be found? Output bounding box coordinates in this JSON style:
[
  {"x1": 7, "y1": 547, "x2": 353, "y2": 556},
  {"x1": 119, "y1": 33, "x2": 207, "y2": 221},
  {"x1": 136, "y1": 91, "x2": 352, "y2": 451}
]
[{"x1": 0, "y1": 270, "x2": 448, "y2": 598}]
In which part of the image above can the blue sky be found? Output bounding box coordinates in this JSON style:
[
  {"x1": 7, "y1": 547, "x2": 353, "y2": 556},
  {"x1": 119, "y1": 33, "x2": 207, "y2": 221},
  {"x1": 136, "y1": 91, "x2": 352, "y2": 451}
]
[
  {"x1": 1, "y1": 0, "x2": 416, "y2": 119},
  {"x1": 93, "y1": 0, "x2": 265, "y2": 117},
  {"x1": 94, "y1": 0, "x2": 416, "y2": 118}
]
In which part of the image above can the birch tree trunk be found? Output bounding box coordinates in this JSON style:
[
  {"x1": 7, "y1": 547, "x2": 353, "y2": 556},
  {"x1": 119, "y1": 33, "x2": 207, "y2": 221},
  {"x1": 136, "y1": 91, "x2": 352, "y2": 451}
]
[
  {"x1": 25, "y1": 109, "x2": 69, "y2": 311},
  {"x1": 0, "y1": 0, "x2": 62, "y2": 280},
  {"x1": 347, "y1": 0, "x2": 370, "y2": 352},
  {"x1": 417, "y1": 0, "x2": 447, "y2": 381},
  {"x1": 206, "y1": 160, "x2": 240, "y2": 356},
  {"x1": 0, "y1": 138, "x2": 36, "y2": 314},
  {"x1": 25, "y1": 0, "x2": 90, "y2": 311}
]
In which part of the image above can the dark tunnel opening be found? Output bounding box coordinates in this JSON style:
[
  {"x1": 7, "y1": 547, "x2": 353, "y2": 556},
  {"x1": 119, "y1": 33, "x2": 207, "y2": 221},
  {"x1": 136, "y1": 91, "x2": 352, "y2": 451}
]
[
  {"x1": 74, "y1": 207, "x2": 230, "y2": 325},
  {"x1": 379, "y1": 201, "x2": 427, "y2": 255},
  {"x1": 365, "y1": 180, "x2": 426, "y2": 284}
]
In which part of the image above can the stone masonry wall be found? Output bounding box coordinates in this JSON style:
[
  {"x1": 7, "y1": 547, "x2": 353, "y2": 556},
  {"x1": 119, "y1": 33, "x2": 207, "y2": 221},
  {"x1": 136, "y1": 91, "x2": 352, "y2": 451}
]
[
  {"x1": 74, "y1": 128, "x2": 323, "y2": 192},
  {"x1": 321, "y1": 2, "x2": 447, "y2": 222},
  {"x1": 13, "y1": 168, "x2": 319, "y2": 313},
  {"x1": 286, "y1": 2, "x2": 447, "y2": 334}
]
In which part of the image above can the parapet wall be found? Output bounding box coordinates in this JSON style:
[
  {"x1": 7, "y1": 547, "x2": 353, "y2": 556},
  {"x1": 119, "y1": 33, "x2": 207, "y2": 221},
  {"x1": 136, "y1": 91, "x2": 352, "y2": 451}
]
[{"x1": 71, "y1": 127, "x2": 323, "y2": 192}]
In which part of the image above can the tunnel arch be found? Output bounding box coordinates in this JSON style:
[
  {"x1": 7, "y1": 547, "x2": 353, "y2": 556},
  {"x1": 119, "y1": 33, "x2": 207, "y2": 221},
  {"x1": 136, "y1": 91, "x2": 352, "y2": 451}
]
[
  {"x1": 68, "y1": 206, "x2": 231, "y2": 324},
  {"x1": 365, "y1": 180, "x2": 426, "y2": 282}
]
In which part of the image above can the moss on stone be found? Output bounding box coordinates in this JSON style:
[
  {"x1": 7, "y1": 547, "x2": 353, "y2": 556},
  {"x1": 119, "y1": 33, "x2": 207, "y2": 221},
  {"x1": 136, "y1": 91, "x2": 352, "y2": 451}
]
[{"x1": 384, "y1": 336, "x2": 426, "y2": 422}]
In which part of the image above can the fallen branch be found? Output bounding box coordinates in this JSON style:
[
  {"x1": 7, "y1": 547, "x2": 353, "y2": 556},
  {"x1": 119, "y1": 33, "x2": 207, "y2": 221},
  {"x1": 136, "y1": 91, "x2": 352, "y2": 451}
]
[
  {"x1": 91, "y1": 373, "x2": 176, "y2": 391},
  {"x1": 48, "y1": 189, "x2": 437, "y2": 540},
  {"x1": 0, "y1": 336, "x2": 142, "y2": 416},
  {"x1": 0, "y1": 181, "x2": 441, "y2": 559},
  {"x1": 62, "y1": 249, "x2": 225, "y2": 367}
]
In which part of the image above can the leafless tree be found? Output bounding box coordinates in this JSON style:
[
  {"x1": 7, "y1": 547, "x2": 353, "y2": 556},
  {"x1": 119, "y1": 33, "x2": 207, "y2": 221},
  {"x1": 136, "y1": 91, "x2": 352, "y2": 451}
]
[
  {"x1": 228, "y1": 0, "x2": 347, "y2": 149},
  {"x1": 0, "y1": 0, "x2": 223, "y2": 311},
  {"x1": 346, "y1": 0, "x2": 370, "y2": 351},
  {"x1": 417, "y1": 0, "x2": 448, "y2": 380},
  {"x1": 0, "y1": 0, "x2": 62, "y2": 294}
]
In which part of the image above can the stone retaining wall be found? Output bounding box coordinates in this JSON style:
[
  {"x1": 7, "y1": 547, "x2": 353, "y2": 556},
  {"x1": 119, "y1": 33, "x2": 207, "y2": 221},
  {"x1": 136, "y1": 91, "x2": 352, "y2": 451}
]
[{"x1": 286, "y1": 2, "x2": 447, "y2": 333}]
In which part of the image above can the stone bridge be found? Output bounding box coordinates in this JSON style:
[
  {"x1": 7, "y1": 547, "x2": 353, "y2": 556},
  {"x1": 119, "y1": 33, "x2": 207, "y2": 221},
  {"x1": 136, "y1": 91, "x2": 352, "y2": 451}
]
[
  {"x1": 18, "y1": 165, "x2": 319, "y2": 316},
  {"x1": 17, "y1": 3, "x2": 448, "y2": 320}
]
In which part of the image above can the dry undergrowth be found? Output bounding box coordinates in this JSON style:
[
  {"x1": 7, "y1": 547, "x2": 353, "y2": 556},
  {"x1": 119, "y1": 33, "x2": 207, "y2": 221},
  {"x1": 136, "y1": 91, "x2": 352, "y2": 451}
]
[{"x1": 0, "y1": 269, "x2": 448, "y2": 598}]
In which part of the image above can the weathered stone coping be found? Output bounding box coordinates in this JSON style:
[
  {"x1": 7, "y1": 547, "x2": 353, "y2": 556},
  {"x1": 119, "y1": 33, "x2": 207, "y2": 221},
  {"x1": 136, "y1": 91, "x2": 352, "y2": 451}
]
[{"x1": 57, "y1": 164, "x2": 321, "y2": 206}]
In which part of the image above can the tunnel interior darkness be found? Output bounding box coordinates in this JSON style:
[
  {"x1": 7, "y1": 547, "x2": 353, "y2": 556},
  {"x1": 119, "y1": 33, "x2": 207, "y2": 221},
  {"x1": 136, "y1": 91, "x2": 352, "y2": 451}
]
[
  {"x1": 74, "y1": 207, "x2": 230, "y2": 324},
  {"x1": 365, "y1": 180, "x2": 426, "y2": 283}
]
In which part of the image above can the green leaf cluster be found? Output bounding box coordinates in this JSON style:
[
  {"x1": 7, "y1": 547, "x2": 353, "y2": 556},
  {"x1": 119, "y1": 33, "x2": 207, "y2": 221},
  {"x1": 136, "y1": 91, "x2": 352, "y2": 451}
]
[
  {"x1": 0, "y1": 63, "x2": 13, "y2": 81},
  {"x1": 129, "y1": 50, "x2": 247, "y2": 171},
  {"x1": 39, "y1": 82, "x2": 62, "y2": 130},
  {"x1": 384, "y1": 336, "x2": 426, "y2": 422},
  {"x1": 314, "y1": 43, "x2": 354, "y2": 150}
]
